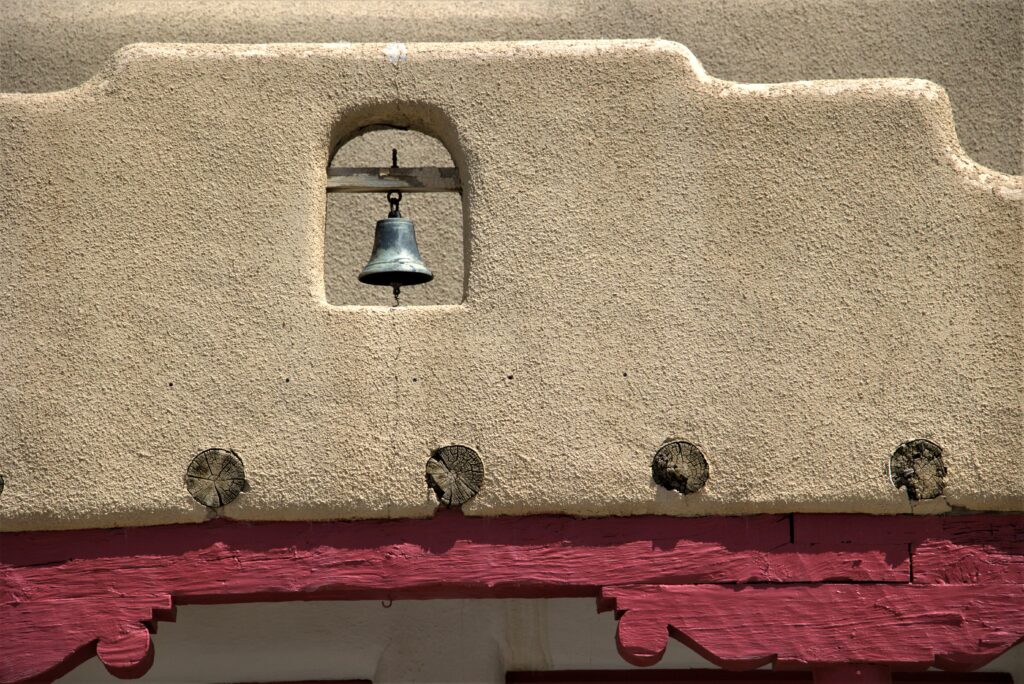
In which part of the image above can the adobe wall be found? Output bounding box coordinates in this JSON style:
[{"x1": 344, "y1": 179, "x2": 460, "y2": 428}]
[
  {"x1": 5, "y1": 0, "x2": 1019, "y2": 315},
  {"x1": 1, "y1": 0, "x2": 1021, "y2": 175},
  {"x1": 1, "y1": 41, "x2": 1020, "y2": 530}
]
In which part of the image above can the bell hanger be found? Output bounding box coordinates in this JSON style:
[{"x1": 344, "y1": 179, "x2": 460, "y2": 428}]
[{"x1": 326, "y1": 144, "x2": 462, "y2": 306}]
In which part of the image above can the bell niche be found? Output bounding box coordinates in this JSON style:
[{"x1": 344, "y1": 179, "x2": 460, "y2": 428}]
[{"x1": 324, "y1": 128, "x2": 464, "y2": 307}]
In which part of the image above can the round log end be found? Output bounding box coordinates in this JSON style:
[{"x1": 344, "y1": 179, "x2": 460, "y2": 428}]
[
  {"x1": 426, "y1": 445, "x2": 484, "y2": 506},
  {"x1": 890, "y1": 439, "x2": 946, "y2": 500},
  {"x1": 652, "y1": 440, "x2": 709, "y2": 494},
  {"x1": 186, "y1": 448, "x2": 247, "y2": 508}
]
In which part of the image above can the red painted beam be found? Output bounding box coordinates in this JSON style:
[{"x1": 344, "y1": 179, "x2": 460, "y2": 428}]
[
  {"x1": 912, "y1": 517, "x2": 1023, "y2": 585},
  {"x1": 1, "y1": 514, "x2": 1020, "y2": 684},
  {"x1": 793, "y1": 514, "x2": 1023, "y2": 584},
  {"x1": 603, "y1": 584, "x2": 1024, "y2": 670},
  {"x1": 1, "y1": 513, "x2": 910, "y2": 598}
]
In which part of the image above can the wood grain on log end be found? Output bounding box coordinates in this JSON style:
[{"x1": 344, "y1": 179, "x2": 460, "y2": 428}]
[
  {"x1": 890, "y1": 439, "x2": 946, "y2": 500},
  {"x1": 652, "y1": 440, "x2": 709, "y2": 494},
  {"x1": 185, "y1": 448, "x2": 246, "y2": 508},
  {"x1": 426, "y1": 445, "x2": 484, "y2": 506}
]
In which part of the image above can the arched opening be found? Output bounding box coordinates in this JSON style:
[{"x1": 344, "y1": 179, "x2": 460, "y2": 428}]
[{"x1": 325, "y1": 128, "x2": 464, "y2": 306}]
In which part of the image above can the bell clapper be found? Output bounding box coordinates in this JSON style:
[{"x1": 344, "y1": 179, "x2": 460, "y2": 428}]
[{"x1": 392, "y1": 284, "x2": 401, "y2": 307}]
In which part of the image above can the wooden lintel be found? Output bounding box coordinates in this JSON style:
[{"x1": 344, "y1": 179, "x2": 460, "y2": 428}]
[
  {"x1": 2, "y1": 513, "x2": 1021, "y2": 683},
  {"x1": 326, "y1": 166, "x2": 461, "y2": 193}
]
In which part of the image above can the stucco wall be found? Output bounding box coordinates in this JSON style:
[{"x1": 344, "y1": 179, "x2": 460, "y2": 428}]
[
  {"x1": 1, "y1": 41, "x2": 1021, "y2": 530},
  {"x1": 2, "y1": 0, "x2": 1021, "y2": 175},
  {"x1": 5, "y1": 0, "x2": 1020, "y2": 313}
]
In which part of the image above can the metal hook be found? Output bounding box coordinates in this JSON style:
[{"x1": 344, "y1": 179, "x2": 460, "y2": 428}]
[{"x1": 387, "y1": 190, "x2": 402, "y2": 218}]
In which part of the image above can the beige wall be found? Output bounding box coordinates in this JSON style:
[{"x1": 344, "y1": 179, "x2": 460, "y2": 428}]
[
  {"x1": 1, "y1": 0, "x2": 1021, "y2": 175},
  {"x1": 1, "y1": 41, "x2": 1020, "y2": 530}
]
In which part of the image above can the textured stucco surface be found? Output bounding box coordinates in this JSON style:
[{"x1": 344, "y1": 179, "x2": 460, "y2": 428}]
[
  {"x1": 5, "y1": 0, "x2": 1020, "y2": 316},
  {"x1": 1, "y1": 0, "x2": 1021, "y2": 174},
  {"x1": 1, "y1": 41, "x2": 1022, "y2": 530}
]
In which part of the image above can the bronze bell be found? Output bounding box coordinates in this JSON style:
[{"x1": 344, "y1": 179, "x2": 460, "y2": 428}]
[{"x1": 358, "y1": 191, "x2": 433, "y2": 294}]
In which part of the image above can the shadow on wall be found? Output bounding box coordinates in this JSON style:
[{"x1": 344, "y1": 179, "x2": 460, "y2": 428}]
[{"x1": 326, "y1": 130, "x2": 464, "y2": 306}]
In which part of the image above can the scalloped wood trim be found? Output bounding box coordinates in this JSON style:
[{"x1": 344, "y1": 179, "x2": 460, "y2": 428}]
[
  {"x1": 603, "y1": 584, "x2": 1022, "y2": 669},
  {"x1": 1, "y1": 514, "x2": 1020, "y2": 683}
]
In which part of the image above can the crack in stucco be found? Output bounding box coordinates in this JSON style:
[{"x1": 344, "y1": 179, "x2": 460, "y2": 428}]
[{"x1": 388, "y1": 308, "x2": 402, "y2": 512}]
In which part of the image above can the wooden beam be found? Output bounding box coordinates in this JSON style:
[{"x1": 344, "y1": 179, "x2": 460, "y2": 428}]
[
  {"x1": 325, "y1": 166, "x2": 461, "y2": 193},
  {"x1": 1, "y1": 513, "x2": 1021, "y2": 683},
  {"x1": 604, "y1": 583, "x2": 1024, "y2": 670}
]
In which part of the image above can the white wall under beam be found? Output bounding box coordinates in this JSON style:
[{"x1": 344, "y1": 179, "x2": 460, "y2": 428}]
[{"x1": 58, "y1": 598, "x2": 1022, "y2": 683}]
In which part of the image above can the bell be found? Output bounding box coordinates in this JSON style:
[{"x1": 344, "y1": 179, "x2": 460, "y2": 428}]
[{"x1": 358, "y1": 191, "x2": 433, "y2": 290}]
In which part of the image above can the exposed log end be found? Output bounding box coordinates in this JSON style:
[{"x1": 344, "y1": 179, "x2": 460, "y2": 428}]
[
  {"x1": 185, "y1": 448, "x2": 247, "y2": 508},
  {"x1": 426, "y1": 445, "x2": 484, "y2": 506},
  {"x1": 890, "y1": 439, "x2": 946, "y2": 500},
  {"x1": 652, "y1": 440, "x2": 709, "y2": 494}
]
